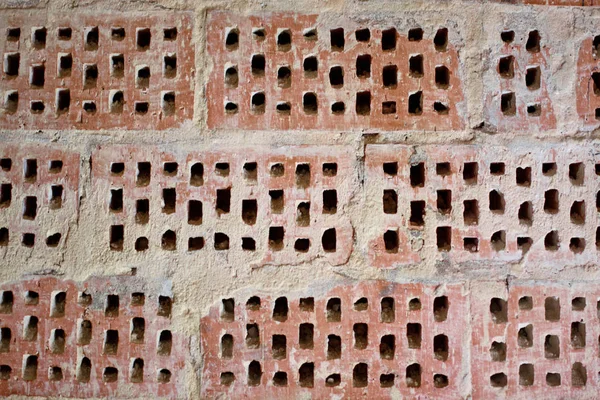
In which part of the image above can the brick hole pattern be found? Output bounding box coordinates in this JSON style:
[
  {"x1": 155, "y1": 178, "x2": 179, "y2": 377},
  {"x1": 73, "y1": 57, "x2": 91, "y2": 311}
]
[
  {"x1": 0, "y1": 144, "x2": 79, "y2": 250},
  {"x1": 472, "y1": 282, "x2": 600, "y2": 398},
  {"x1": 365, "y1": 145, "x2": 600, "y2": 267},
  {"x1": 484, "y1": 26, "x2": 556, "y2": 132},
  {"x1": 206, "y1": 11, "x2": 465, "y2": 131},
  {"x1": 0, "y1": 276, "x2": 184, "y2": 398},
  {"x1": 201, "y1": 282, "x2": 467, "y2": 399},
  {"x1": 576, "y1": 36, "x2": 600, "y2": 127},
  {"x1": 0, "y1": 12, "x2": 194, "y2": 130},
  {"x1": 91, "y1": 145, "x2": 353, "y2": 266}
]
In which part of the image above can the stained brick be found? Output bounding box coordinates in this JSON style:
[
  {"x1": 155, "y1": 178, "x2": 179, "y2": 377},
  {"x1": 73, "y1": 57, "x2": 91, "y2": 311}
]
[
  {"x1": 200, "y1": 282, "x2": 468, "y2": 398},
  {"x1": 576, "y1": 36, "x2": 600, "y2": 127},
  {"x1": 484, "y1": 25, "x2": 556, "y2": 132},
  {"x1": 0, "y1": 12, "x2": 194, "y2": 130},
  {"x1": 91, "y1": 145, "x2": 354, "y2": 266},
  {"x1": 206, "y1": 11, "x2": 466, "y2": 131},
  {"x1": 365, "y1": 145, "x2": 599, "y2": 267},
  {"x1": 0, "y1": 144, "x2": 79, "y2": 250},
  {"x1": 0, "y1": 276, "x2": 184, "y2": 398},
  {"x1": 472, "y1": 281, "x2": 600, "y2": 398}
]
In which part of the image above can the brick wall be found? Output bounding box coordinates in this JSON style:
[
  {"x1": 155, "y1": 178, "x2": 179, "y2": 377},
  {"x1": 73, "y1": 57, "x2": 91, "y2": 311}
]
[{"x1": 2, "y1": 1, "x2": 600, "y2": 399}]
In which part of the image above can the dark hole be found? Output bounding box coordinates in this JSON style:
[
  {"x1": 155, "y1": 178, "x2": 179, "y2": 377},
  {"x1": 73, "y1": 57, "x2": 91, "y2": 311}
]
[
  {"x1": 161, "y1": 229, "x2": 177, "y2": 250},
  {"x1": 273, "y1": 371, "x2": 287, "y2": 386},
  {"x1": 164, "y1": 27, "x2": 177, "y2": 40},
  {"x1": 434, "y1": 296, "x2": 448, "y2": 322},
  {"x1": 434, "y1": 28, "x2": 448, "y2": 51},
  {"x1": 5, "y1": 92, "x2": 18, "y2": 113},
  {"x1": 300, "y1": 297, "x2": 314, "y2": 312},
  {"x1": 501, "y1": 30, "x2": 514, "y2": 43},
  {"x1": 111, "y1": 27, "x2": 125, "y2": 40},
  {"x1": 437, "y1": 226, "x2": 451, "y2": 251},
  {"x1": 356, "y1": 54, "x2": 371, "y2": 78},
  {"x1": 383, "y1": 189, "x2": 398, "y2": 214},
  {"x1": 84, "y1": 64, "x2": 98, "y2": 88},
  {"x1": 164, "y1": 55, "x2": 177, "y2": 78},
  {"x1": 215, "y1": 162, "x2": 229, "y2": 176},
  {"x1": 498, "y1": 56, "x2": 514, "y2": 78},
  {"x1": 299, "y1": 323, "x2": 313, "y2": 349},
  {"x1": 322, "y1": 228, "x2": 336, "y2": 252},
  {"x1": 299, "y1": 362, "x2": 314, "y2": 388},
  {"x1": 242, "y1": 199, "x2": 257, "y2": 225},
  {"x1": 0, "y1": 184, "x2": 11, "y2": 208},
  {"x1": 269, "y1": 226, "x2": 284, "y2": 251},
  {"x1": 303, "y1": 28, "x2": 317, "y2": 40},
  {"x1": 407, "y1": 323, "x2": 422, "y2": 348},
  {"x1": 381, "y1": 297, "x2": 394, "y2": 322},
  {"x1": 382, "y1": 101, "x2": 396, "y2": 115},
  {"x1": 409, "y1": 54, "x2": 423, "y2": 77},
  {"x1": 527, "y1": 103, "x2": 541, "y2": 116},
  {"x1": 295, "y1": 238, "x2": 310, "y2": 252},
  {"x1": 296, "y1": 202, "x2": 310, "y2": 227},
  {"x1": 137, "y1": 28, "x2": 151, "y2": 50},
  {"x1": 490, "y1": 372, "x2": 507, "y2": 387},
  {"x1": 33, "y1": 28, "x2": 46, "y2": 48},
  {"x1": 384, "y1": 230, "x2": 398, "y2": 253},
  {"x1": 56, "y1": 89, "x2": 70, "y2": 113},
  {"x1": 251, "y1": 54, "x2": 265, "y2": 76},
  {"x1": 111, "y1": 91, "x2": 124, "y2": 113},
  {"x1": 111, "y1": 54, "x2": 124, "y2": 78},
  {"x1": 188, "y1": 237, "x2": 204, "y2": 251},
  {"x1": 272, "y1": 297, "x2": 288, "y2": 322},
  {"x1": 225, "y1": 29, "x2": 239, "y2": 50},
  {"x1": 544, "y1": 189, "x2": 559, "y2": 213},
  {"x1": 105, "y1": 295, "x2": 119, "y2": 317},
  {"x1": 4, "y1": 53, "x2": 19, "y2": 77},
  {"x1": 383, "y1": 65, "x2": 397, "y2": 87},
  {"x1": 516, "y1": 167, "x2": 531, "y2": 186},
  {"x1": 276, "y1": 102, "x2": 291, "y2": 114},
  {"x1": 270, "y1": 189, "x2": 284, "y2": 213},
  {"x1": 323, "y1": 189, "x2": 337, "y2": 214},
  {"x1": 571, "y1": 322, "x2": 586, "y2": 348},
  {"x1": 435, "y1": 65, "x2": 450, "y2": 88},
  {"x1": 463, "y1": 199, "x2": 479, "y2": 225},
  {"x1": 408, "y1": 28, "x2": 423, "y2": 41},
  {"x1": 380, "y1": 335, "x2": 395, "y2": 360},
  {"x1": 303, "y1": 92, "x2": 318, "y2": 114},
  {"x1": 489, "y1": 190, "x2": 505, "y2": 213},
  {"x1": 355, "y1": 28, "x2": 370, "y2": 42},
  {"x1": 434, "y1": 334, "x2": 449, "y2": 361},
  {"x1": 353, "y1": 363, "x2": 368, "y2": 387},
  {"x1": 135, "y1": 102, "x2": 149, "y2": 115},
  {"x1": 188, "y1": 200, "x2": 203, "y2": 225},
  {"x1": 437, "y1": 190, "x2": 452, "y2": 214},
  {"x1": 546, "y1": 373, "x2": 561, "y2": 387},
  {"x1": 526, "y1": 30, "x2": 540, "y2": 52},
  {"x1": 526, "y1": 66, "x2": 541, "y2": 90},
  {"x1": 30, "y1": 64, "x2": 45, "y2": 87},
  {"x1": 323, "y1": 162, "x2": 337, "y2": 176},
  {"x1": 544, "y1": 230, "x2": 559, "y2": 250},
  {"x1": 569, "y1": 162, "x2": 584, "y2": 185},
  {"x1": 356, "y1": 91, "x2": 371, "y2": 115},
  {"x1": 572, "y1": 296, "x2": 586, "y2": 311},
  {"x1": 135, "y1": 237, "x2": 148, "y2": 251},
  {"x1": 136, "y1": 199, "x2": 149, "y2": 224},
  {"x1": 331, "y1": 101, "x2": 345, "y2": 114},
  {"x1": 501, "y1": 92, "x2": 516, "y2": 115},
  {"x1": 491, "y1": 230, "x2": 506, "y2": 251},
  {"x1": 109, "y1": 189, "x2": 122, "y2": 212},
  {"x1": 190, "y1": 163, "x2": 204, "y2": 186},
  {"x1": 21, "y1": 233, "x2": 34, "y2": 247},
  {"x1": 408, "y1": 91, "x2": 423, "y2": 114},
  {"x1": 277, "y1": 30, "x2": 291, "y2": 51},
  {"x1": 216, "y1": 188, "x2": 230, "y2": 215},
  {"x1": 296, "y1": 163, "x2": 311, "y2": 188},
  {"x1": 246, "y1": 324, "x2": 260, "y2": 348},
  {"x1": 519, "y1": 364, "x2": 534, "y2": 386},
  {"x1": 518, "y1": 201, "x2": 532, "y2": 225},
  {"x1": 7, "y1": 28, "x2": 20, "y2": 41},
  {"x1": 437, "y1": 162, "x2": 451, "y2": 176},
  {"x1": 303, "y1": 56, "x2": 318, "y2": 78},
  {"x1": 0, "y1": 159, "x2": 10, "y2": 172},
  {"x1": 83, "y1": 102, "x2": 96, "y2": 113},
  {"x1": 163, "y1": 161, "x2": 178, "y2": 176},
  {"x1": 327, "y1": 297, "x2": 341, "y2": 321},
  {"x1": 382, "y1": 28, "x2": 397, "y2": 50},
  {"x1": 490, "y1": 298, "x2": 508, "y2": 323},
  {"x1": 110, "y1": 225, "x2": 123, "y2": 250},
  {"x1": 330, "y1": 28, "x2": 344, "y2": 51},
  {"x1": 410, "y1": 163, "x2": 425, "y2": 187},
  {"x1": 464, "y1": 237, "x2": 478, "y2": 252},
  {"x1": 85, "y1": 27, "x2": 98, "y2": 50},
  {"x1": 409, "y1": 201, "x2": 425, "y2": 227},
  {"x1": 158, "y1": 296, "x2": 172, "y2": 317},
  {"x1": 570, "y1": 200, "x2": 585, "y2": 224},
  {"x1": 277, "y1": 66, "x2": 291, "y2": 88},
  {"x1": 406, "y1": 363, "x2": 421, "y2": 387},
  {"x1": 490, "y1": 341, "x2": 506, "y2": 361},
  {"x1": 383, "y1": 162, "x2": 398, "y2": 176},
  {"x1": 162, "y1": 188, "x2": 176, "y2": 214},
  {"x1": 327, "y1": 334, "x2": 342, "y2": 359},
  {"x1": 253, "y1": 28, "x2": 265, "y2": 41},
  {"x1": 518, "y1": 324, "x2": 533, "y2": 347},
  {"x1": 30, "y1": 101, "x2": 44, "y2": 113},
  {"x1": 572, "y1": 362, "x2": 587, "y2": 387}
]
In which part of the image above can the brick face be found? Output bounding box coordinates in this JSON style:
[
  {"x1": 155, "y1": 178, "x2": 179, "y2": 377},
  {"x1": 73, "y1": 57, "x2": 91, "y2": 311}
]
[
  {"x1": 365, "y1": 145, "x2": 600, "y2": 267},
  {"x1": 91, "y1": 145, "x2": 354, "y2": 266},
  {"x1": 200, "y1": 282, "x2": 468, "y2": 399},
  {"x1": 576, "y1": 36, "x2": 600, "y2": 127},
  {"x1": 472, "y1": 282, "x2": 600, "y2": 399},
  {"x1": 0, "y1": 12, "x2": 194, "y2": 130},
  {"x1": 0, "y1": 144, "x2": 79, "y2": 250},
  {"x1": 206, "y1": 11, "x2": 466, "y2": 131},
  {"x1": 0, "y1": 276, "x2": 185, "y2": 398}
]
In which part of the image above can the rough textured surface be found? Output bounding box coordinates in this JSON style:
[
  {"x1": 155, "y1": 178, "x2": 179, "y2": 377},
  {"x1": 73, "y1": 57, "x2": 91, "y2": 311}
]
[{"x1": 2, "y1": 0, "x2": 600, "y2": 399}]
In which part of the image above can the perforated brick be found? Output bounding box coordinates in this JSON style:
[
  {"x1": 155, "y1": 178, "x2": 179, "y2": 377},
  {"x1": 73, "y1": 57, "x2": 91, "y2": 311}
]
[
  {"x1": 365, "y1": 144, "x2": 600, "y2": 268},
  {"x1": 483, "y1": 24, "x2": 556, "y2": 132},
  {"x1": 201, "y1": 281, "x2": 468, "y2": 398},
  {"x1": 0, "y1": 144, "x2": 79, "y2": 250},
  {"x1": 0, "y1": 276, "x2": 184, "y2": 398},
  {"x1": 91, "y1": 145, "x2": 354, "y2": 266},
  {"x1": 0, "y1": 12, "x2": 194, "y2": 130},
  {"x1": 472, "y1": 281, "x2": 600, "y2": 399},
  {"x1": 576, "y1": 35, "x2": 600, "y2": 127},
  {"x1": 206, "y1": 11, "x2": 466, "y2": 131}
]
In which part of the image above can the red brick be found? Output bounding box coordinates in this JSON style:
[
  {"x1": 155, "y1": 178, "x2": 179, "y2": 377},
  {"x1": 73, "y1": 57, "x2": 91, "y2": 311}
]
[
  {"x1": 91, "y1": 145, "x2": 354, "y2": 266},
  {"x1": 206, "y1": 11, "x2": 466, "y2": 131},
  {"x1": 200, "y1": 281, "x2": 468, "y2": 398},
  {"x1": 365, "y1": 144, "x2": 599, "y2": 268},
  {"x1": 0, "y1": 276, "x2": 185, "y2": 398},
  {"x1": 484, "y1": 25, "x2": 556, "y2": 132},
  {"x1": 0, "y1": 144, "x2": 79, "y2": 250},
  {"x1": 0, "y1": 12, "x2": 194, "y2": 130},
  {"x1": 576, "y1": 36, "x2": 600, "y2": 127},
  {"x1": 472, "y1": 281, "x2": 600, "y2": 399}
]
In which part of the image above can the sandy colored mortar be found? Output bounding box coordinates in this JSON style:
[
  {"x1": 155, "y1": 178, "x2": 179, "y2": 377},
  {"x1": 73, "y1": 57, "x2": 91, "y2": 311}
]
[{"x1": 1, "y1": 0, "x2": 600, "y2": 398}]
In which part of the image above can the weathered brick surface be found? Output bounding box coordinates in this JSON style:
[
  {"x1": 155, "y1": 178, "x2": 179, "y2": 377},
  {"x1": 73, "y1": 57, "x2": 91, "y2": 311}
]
[
  {"x1": 0, "y1": 276, "x2": 185, "y2": 398},
  {"x1": 365, "y1": 144, "x2": 599, "y2": 267},
  {"x1": 472, "y1": 281, "x2": 600, "y2": 399},
  {"x1": 0, "y1": 143, "x2": 79, "y2": 250},
  {"x1": 576, "y1": 36, "x2": 600, "y2": 127},
  {"x1": 91, "y1": 145, "x2": 354, "y2": 266},
  {"x1": 0, "y1": 12, "x2": 194, "y2": 130},
  {"x1": 483, "y1": 23, "x2": 556, "y2": 132},
  {"x1": 206, "y1": 11, "x2": 466, "y2": 131},
  {"x1": 201, "y1": 281, "x2": 468, "y2": 399}
]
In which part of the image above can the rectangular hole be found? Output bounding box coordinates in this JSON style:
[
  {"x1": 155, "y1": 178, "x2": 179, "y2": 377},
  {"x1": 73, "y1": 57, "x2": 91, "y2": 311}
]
[
  {"x1": 164, "y1": 55, "x2": 177, "y2": 78},
  {"x1": 296, "y1": 202, "x2": 310, "y2": 226},
  {"x1": 162, "y1": 188, "x2": 176, "y2": 214},
  {"x1": 384, "y1": 230, "x2": 398, "y2": 253},
  {"x1": 526, "y1": 66, "x2": 541, "y2": 90},
  {"x1": 322, "y1": 228, "x2": 336, "y2": 252},
  {"x1": 22, "y1": 355, "x2": 37, "y2": 381},
  {"x1": 50, "y1": 292, "x2": 66, "y2": 317},
  {"x1": 489, "y1": 190, "x2": 505, "y2": 213},
  {"x1": 323, "y1": 190, "x2": 337, "y2": 214},
  {"x1": 23, "y1": 316, "x2": 38, "y2": 340},
  {"x1": 136, "y1": 199, "x2": 149, "y2": 224},
  {"x1": 56, "y1": 89, "x2": 70, "y2": 113},
  {"x1": 110, "y1": 91, "x2": 124, "y2": 113},
  {"x1": 544, "y1": 189, "x2": 559, "y2": 213},
  {"x1": 77, "y1": 319, "x2": 92, "y2": 346},
  {"x1": 131, "y1": 317, "x2": 145, "y2": 343},
  {"x1": 410, "y1": 163, "x2": 425, "y2": 187},
  {"x1": 0, "y1": 328, "x2": 11, "y2": 352},
  {"x1": 32, "y1": 27, "x2": 46, "y2": 48},
  {"x1": 436, "y1": 226, "x2": 451, "y2": 251},
  {"x1": 381, "y1": 297, "x2": 395, "y2": 323},
  {"x1": 409, "y1": 54, "x2": 423, "y2": 77},
  {"x1": 83, "y1": 64, "x2": 98, "y2": 88},
  {"x1": 109, "y1": 189, "x2": 122, "y2": 212},
  {"x1": 299, "y1": 323, "x2": 314, "y2": 349},
  {"x1": 463, "y1": 200, "x2": 479, "y2": 225},
  {"x1": 50, "y1": 329, "x2": 65, "y2": 353},
  {"x1": 221, "y1": 334, "x2": 234, "y2": 358},
  {"x1": 353, "y1": 323, "x2": 368, "y2": 349},
  {"x1": 4, "y1": 53, "x2": 19, "y2": 77},
  {"x1": 24, "y1": 159, "x2": 37, "y2": 182},
  {"x1": 158, "y1": 296, "x2": 172, "y2": 317},
  {"x1": 327, "y1": 334, "x2": 341, "y2": 359},
  {"x1": 356, "y1": 91, "x2": 371, "y2": 115},
  {"x1": 216, "y1": 188, "x2": 230, "y2": 215},
  {"x1": 5, "y1": 91, "x2": 18, "y2": 113},
  {"x1": 271, "y1": 334, "x2": 286, "y2": 359},
  {"x1": 246, "y1": 323, "x2": 259, "y2": 348},
  {"x1": 0, "y1": 292, "x2": 12, "y2": 314},
  {"x1": 158, "y1": 330, "x2": 172, "y2": 355},
  {"x1": 408, "y1": 91, "x2": 423, "y2": 114},
  {"x1": 251, "y1": 54, "x2": 265, "y2": 76},
  {"x1": 382, "y1": 28, "x2": 397, "y2": 50},
  {"x1": 437, "y1": 190, "x2": 452, "y2": 213},
  {"x1": 356, "y1": 54, "x2": 371, "y2": 78},
  {"x1": 269, "y1": 227, "x2": 284, "y2": 251},
  {"x1": 103, "y1": 330, "x2": 119, "y2": 355},
  {"x1": 463, "y1": 162, "x2": 478, "y2": 182},
  {"x1": 0, "y1": 184, "x2": 11, "y2": 208},
  {"x1": 187, "y1": 200, "x2": 203, "y2": 225},
  {"x1": 85, "y1": 27, "x2": 98, "y2": 50},
  {"x1": 136, "y1": 162, "x2": 151, "y2": 186},
  {"x1": 327, "y1": 298, "x2": 341, "y2": 322},
  {"x1": 383, "y1": 190, "x2": 397, "y2": 214},
  {"x1": 111, "y1": 54, "x2": 124, "y2": 78},
  {"x1": 501, "y1": 92, "x2": 516, "y2": 115},
  {"x1": 330, "y1": 28, "x2": 344, "y2": 51},
  {"x1": 380, "y1": 335, "x2": 395, "y2": 360},
  {"x1": 569, "y1": 162, "x2": 584, "y2": 185},
  {"x1": 571, "y1": 322, "x2": 586, "y2": 348},
  {"x1": 407, "y1": 323, "x2": 422, "y2": 348},
  {"x1": 498, "y1": 56, "x2": 514, "y2": 78},
  {"x1": 296, "y1": 164, "x2": 310, "y2": 188},
  {"x1": 23, "y1": 196, "x2": 37, "y2": 220},
  {"x1": 137, "y1": 28, "x2": 151, "y2": 50},
  {"x1": 545, "y1": 297, "x2": 560, "y2": 321},
  {"x1": 382, "y1": 101, "x2": 396, "y2": 115},
  {"x1": 409, "y1": 201, "x2": 425, "y2": 227},
  {"x1": 190, "y1": 163, "x2": 204, "y2": 186}
]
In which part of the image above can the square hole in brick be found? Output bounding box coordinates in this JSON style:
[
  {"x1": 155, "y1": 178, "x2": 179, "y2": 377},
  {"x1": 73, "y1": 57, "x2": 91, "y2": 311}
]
[
  {"x1": 190, "y1": 162, "x2": 204, "y2": 185},
  {"x1": 570, "y1": 200, "x2": 585, "y2": 224},
  {"x1": 519, "y1": 364, "x2": 534, "y2": 386},
  {"x1": 135, "y1": 236, "x2": 148, "y2": 252},
  {"x1": 109, "y1": 225, "x2": 123, "y2": 251},
  {"x1": 490, "y1": 298, "x2": 508, "y2": 323},
  {"x1": 299, "y1": 297, "x2": 314, "y2": 312},
  {"x1": 408, "y1": 91, "x2": 423, "y2": 115},
  {"x1": 323, "y1": 190, "x2": 337, "y2": 214},
  {"x1": 4, "y1": 53, "x2": 20, "y2": 77},
  {"x1": 382, "y1": 101, "x2": 396, "y2": 115},
  {"x1": 137, "y1": 28, "x2": 151, "y2": 50},
  {"x1": 546, "y1": 373, "x2": 561, "y2": 387},
  {"x1": 383, "y1": 190, "x2": 398, "y2": 214},
  {"x1": 356, "y1": 55, "x2": 371, "y2": 78},
  {"x1": 84, "y1": 27, "x2": 99, "y2": 51},
  {"x1": 382, "y1": 65, "x2": 397, "y2": 88},
  {"x1": 110, "y1": 91, "x2": 124, "y2": 114},
  {"x1": 572, "y1": 297, "x2": 586, "y2": 311},
  {"x1": 381, "y1": 297, "x2": 395, "y2": 322},
  {"x1": 251, "y1": 54, "x2": 265, "y2": 76},
  {"x1": 569, "y1": 162, "x2": 584, "y2": 185},
  {"x1": 437, "y1": 190, "x2": 452, "y2": 214},
  {"x1": 384, "y1": 230, "x2": 398, "y2": 253},
  {"x1": 354, "y1": 297, "x2": 368, "y2": 311},
  {"x1": 0, "y1": 184, "x2": 11, "y2": 208},
  {"x1": 409, "y1": 55, "x2": 424, "y2": 77},
  {"x1": 0, "y1": 159, "x2": 11, "y2": 172},
  {"x1": 498, "y1": 56, "x2": 514, "y2": 78},
  {"x1": 490, "y1": 162, "x2": 504, "y2": 175},
  {"x1": 23, "y1": 196, "x2": 37, "y2": 220},
  {"x1": 110, "y1": 27, "x2": 125, "y2": 40},
  {"x1": 570, "y1": 237, "x2": 585, "y2": 254},
  {"x1": 516, "y1": 167, "x2": 531, "y2": 186},
  {"x1": 269, "y1": 227, "x2": 284, "y2": 251},
  {"x1": 7, "y1": 27, "x2": 20, "y2": 41},
  {"x1": 327, "y1": 298, "x2": 341, "y2": 322},
  {"x1": 353, "y1": 323, "x2": 368, "y2": 349},
  {"x1": 330, "y1": 28, "x2": 344, "y2": 51},
  {"x1": 277, "y1": 29, "x2": 291, "y2": 52},
  {"x1": 436, "y1": 227, "x2": 451, "y2": 251},
  {"x1": 544, "y1": 189, "x2": 559, "y2": 213},
  {"x1": 434, "y1": 28, "x2": 448, "y2": 51},
  {"x1": 216, "y1": 188, "x2": 230, "y2": 214},
  {"x1": 162, "y1": 188, "x2": 176, "y2": 214},
  {"x1": 322, "y1": 228, "x2": 337, "y2": 252},
  {"x1": 164, "y1": 27, "x2": 177, "y2": 40},
  {"x1": 410, "y1": 163, "x2": 425, "y2": 187},
  {"x1": 135, "y1": 102, "x2": 149, "y2": 115},
  {"x1": 32, "y1": 27, "x2": 46, "y2": 48},
  {"x1": 382, "y1": 28, "x2": 397, "y2": 50},
  {"x1": 409, "y1": 201, "x2": 425, "y2": 227},
  {"x1": 303, "y1": 93, "x2": 318, "y2": 114},
  {"x1": 491, "y1": 230, "x2": 506, "y2": 251},
  {"x1": 518, "y1": 324, "x2": 533, "y2": 347},
  {"x1": 299, "y1": 323, "x2": 314, "y2": 349},
  {"x1": 4, "y1": 92, "x2": 18, "y2": 113},
  {"x1": 329, "y1": 66, "x2": 343, "y2": 87},
  {"x1": 490, "y1": 341, "x2": 506, "y2": 361},
  {"x1": 433, "y1": 102, "x2": 449, "y2": 114},
  {"x1": 501, "y1": 92, "x2": 516, "y2": 115},
  {"x1": 464, "y1": 237, "x2": 478, "y2": 252},
  {"x1": 436, "y1": 162, "x2": 451, "y2": 176},
  {"x1": 162, "y1": 92, "x2": 176, "y2": 116},
  {"x1": 30, "y1": 64, "x2": 45, "y2": 88},
  {"x1": 501, "y1": 30, "x2": 515, "y2": 43},
  {"x1": 136, "y1": 199, "x2": 149, "y2": 224},
  {"x1": 303, "y1": 56, "x2": 318, "y2": 78},
  {"x1": 383, "y1": 162, "x2": 398, "y2": 176},
  {"x1": 542, "y1": 162, "x2": 556, "y2": 176},
  {"x1": 519, "y1": 296, "x2": 533, "y2": 310},
  {"x1": 214, "y1": 233, "x2": 229, "y2": 250},
  {"x1": 526, "y1": 66, "x2": 541, "y2": 90},
  {"x1": 518, "y1": 201, "x2": 533, "y2": 225},
  {"x1": 83, "y1": 64, "x2": 98, "y2": 88},
  {"x1": 380, "y1": 335, "x2": 395, "y2": 360},
  {"x1": 295, "y1": 238, "x2": 310, "y2": 252},
  {"x1": 406, "y1": 363, "x2": 421, "y2": 388},
  {"x1": 269, "y1": 190, "x2": 284, "y2": 213},
  {"x1": 544, "y1": 230, "x2": 559, "y2": 250},
  {"x1": 56, "y1": 89, "x2": 71, "y2": 114},
  {"x1": 0, "y1": 292, "x2": 13, "y2": 314},
  {"x1": 527, "y1": 103, "x2": 541, "y2": 116},
  {"x1": 463, "y1": 199, "x2": 479, "y2": 225},
  {"x1": 164, "y1": 55, "x2": 177, "y2": 78}
]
